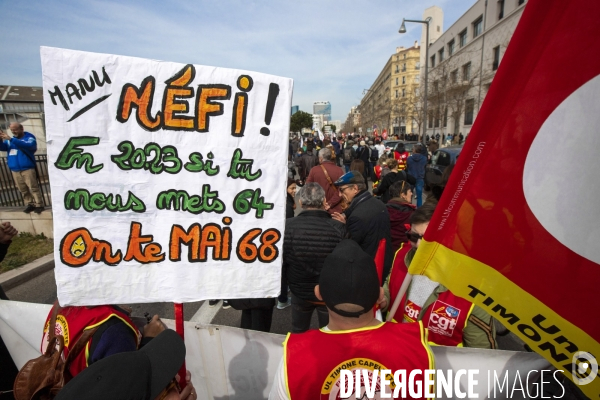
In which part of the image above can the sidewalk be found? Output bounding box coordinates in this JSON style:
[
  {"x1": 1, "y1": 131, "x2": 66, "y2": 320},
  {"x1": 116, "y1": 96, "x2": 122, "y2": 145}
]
[{"x1": 0, "y1": 253, "x2": 54, "y2": 292}]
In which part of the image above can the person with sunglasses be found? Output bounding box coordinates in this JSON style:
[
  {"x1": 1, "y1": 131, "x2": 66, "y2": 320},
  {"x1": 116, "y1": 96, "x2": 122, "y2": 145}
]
[{"x1": 380, "y1": 202, "x2": 497, "y2": 349}]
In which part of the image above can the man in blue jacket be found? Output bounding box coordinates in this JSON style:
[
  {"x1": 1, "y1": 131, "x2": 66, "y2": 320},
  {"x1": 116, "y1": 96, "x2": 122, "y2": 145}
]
[
  {"x1": 0, "y1": 123, "x2": 44, "y2": 213},
  {"x1": 407, "y1": 143, "x2": 428, "y2": 207}
]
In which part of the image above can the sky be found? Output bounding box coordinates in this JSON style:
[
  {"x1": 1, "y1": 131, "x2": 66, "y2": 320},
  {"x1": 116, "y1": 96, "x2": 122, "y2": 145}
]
[{"x1": 0, "y1": 0, "x2": 476, "y2": 121}]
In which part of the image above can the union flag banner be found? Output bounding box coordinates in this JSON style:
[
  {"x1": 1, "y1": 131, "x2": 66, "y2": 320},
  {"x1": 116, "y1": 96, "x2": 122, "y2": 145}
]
[{"x1": 409, "y1": 0, "x2": 600, "y2": 396}]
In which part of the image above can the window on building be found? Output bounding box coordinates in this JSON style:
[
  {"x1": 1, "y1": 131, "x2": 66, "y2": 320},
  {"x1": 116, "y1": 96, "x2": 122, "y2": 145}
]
[
  {"x1": 498, "y1": 0, "x2": 505, "y2": 19},
  {"x1": 402, "y1": 89, "x2": 406, "y2": 98},
  {"x1": 439, "y1": 48, "x2": 444, "y2": 62},
  {"x1": 415, "y1": 88, "x2": 420, "y2": 96},
  {"x1": 415, "y1": 62, "x2": 420, "y2": 70},
  {"x1": 395, "y1": 90, "x2": 399, "y2": 98},
  {"x1": 401, "y1": 104, "x2": 406, "y2": 113},
  {"x1": 1, "y1": 102, "x2": 44, "y2": 112},
  {"x1": 448, "y1": 40, "x2": 455, "y2": 56},
  {"x1": 402, "y1": 76, "x2": 406, "y2": 84},
  {"x1": 396, "y1": 65, "x2": 399, "y2": 73},
  {"x1": 428, "y1": 113, "x2": 433, "y2": 128},
  {"x1": 462, "y1": 62, "x2": 472, "y2": 81},
  {"x1": 473, "y1": 17, "x2": 483, "y2": 38},
  {"x1": 434, "y1": 81, "x2": 439, "y2": 92},
  {"x1": 434, "y1": 109, "x2": 440, "y2": 128},
  {"x1": 402, "y1": 63, "x2": 407, "y2": 72},
  {"x1": 464, "y1": 99, "x2": 475, "y2": 125},
  {"x1": 492, "y1": 46, "x2": 500, "y2": 70},
  {"x1": 459, "y1": 29, "x2": 468, "y2": 47},
  {"x1": 396, "y1": 77, "x2": 398, "y2": 85},
  {"x1": 451, "y1": 69, "x2": 458, "y2": 84},
  {"x1": 404, "y1": 54, "x2": 407, "y2": 59},
  {"x1": 415, "y1": 75, "x2": 420, "y2": 83},
  {"x1": 430, "y1": 54, "x2": 436, "y2": 68}
]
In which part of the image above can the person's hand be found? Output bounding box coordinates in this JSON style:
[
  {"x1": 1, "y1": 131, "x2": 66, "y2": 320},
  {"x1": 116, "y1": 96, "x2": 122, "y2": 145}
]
[
  {"x1": 0, "y1": 130, "x2": 10, "y2": 141},
  {"x1": 178, "y1": 371, "x2": 197, "y2": 400},
  {"x1": 324, "y1": 201, "x2": 330, "y2": 211},
  {"x1": 142, "y1": 314, "x2": 166, "y2": 338},
  {"x1": 0, "y1": 222, "x2": 18, "y2": 244},
  {"x1": 377, "y1": 297, "x2": 388, "y2": 312},
  {"x1": 331, "y1": 212, "x2": 346, "y2": 224}
]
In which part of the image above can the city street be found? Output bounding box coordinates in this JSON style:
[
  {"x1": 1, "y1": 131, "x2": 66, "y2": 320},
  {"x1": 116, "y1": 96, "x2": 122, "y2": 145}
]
[
  {"x1": 5, "y1": 268, "x2": 321, "y2": 334},
  {"x1": 5, "y1": 266, "x2": 524, "y2": 351}
]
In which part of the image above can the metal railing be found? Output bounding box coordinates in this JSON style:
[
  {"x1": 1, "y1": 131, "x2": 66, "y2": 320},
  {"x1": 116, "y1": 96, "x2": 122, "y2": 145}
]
[{"x1": 0, "y1": 155, "x2": 52, "y2": 207}]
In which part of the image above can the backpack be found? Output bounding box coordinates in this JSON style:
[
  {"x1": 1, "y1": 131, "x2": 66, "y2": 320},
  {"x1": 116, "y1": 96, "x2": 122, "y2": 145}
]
[
  {"x1": 343, "y1": 147, "x2": 353, "y2": 163},
  {"x1": 13, "y1": 304, "x2": 98, "y2": 400},
  {"x1": 369, "y1": 147, "x2": 379, "y2": 162}
]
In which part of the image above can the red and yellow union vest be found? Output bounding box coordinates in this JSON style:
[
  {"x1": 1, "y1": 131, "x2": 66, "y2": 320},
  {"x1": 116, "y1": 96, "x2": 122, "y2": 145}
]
[
  {"x1": 387, "y1": 245, "x2": 475, "y2": 347},
  {"x1": 387, "y1": 243, "x2": 411, "y2": 322},
  {"x1": 402, "y1": 291, "x2": 475, "y2": 347},
  {"x1": 284, "y1": 321, "x2": 433, "y2": 399},
  {"x1": 394, "y1": 151, "x2": 409, "y2": 170},
  {"x1": 41, "y1": 305, "x2": 140, "y2": 377}
]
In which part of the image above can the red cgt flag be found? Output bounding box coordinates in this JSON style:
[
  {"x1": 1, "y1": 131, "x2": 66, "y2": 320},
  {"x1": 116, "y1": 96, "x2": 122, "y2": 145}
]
[{"x1": 409, "y1": 0, "x2": 600, "y2": 396}]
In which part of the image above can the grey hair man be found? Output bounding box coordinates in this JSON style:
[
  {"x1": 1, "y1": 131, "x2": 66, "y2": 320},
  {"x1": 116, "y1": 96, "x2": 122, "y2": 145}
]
[
  {"x1": 283, "y1": 182, "x2": 347, "y2": 333},
  {"x1": 318, "y1": 147, "x2": 332, "y2": 162},
  {"x1": 306, "y1": 147, "x2": 344, "y2": 214},
  {"x1": 332, "y1": 171, "x2": 394, "y2": 279}
]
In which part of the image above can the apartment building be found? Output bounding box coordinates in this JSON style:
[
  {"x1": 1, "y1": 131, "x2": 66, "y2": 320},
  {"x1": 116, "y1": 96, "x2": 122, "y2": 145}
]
[
  {"x1": 359, "y1": 42, "x2": 422, "y2": 136},
  {"x1": 424, "y1": 0, "x2": 527, "y2": 139}
]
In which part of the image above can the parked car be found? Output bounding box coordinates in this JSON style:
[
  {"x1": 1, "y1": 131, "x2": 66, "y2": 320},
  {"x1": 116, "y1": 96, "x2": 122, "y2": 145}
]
[
  {"x1": 425, "y1": 146, "x2": 463, "y2": 187},
  {"x1": 382, "y1": 140, "x2": 400, "y2": 154},
  {"x1": 392, "y1": 141, "x2": 419, "y2": 155}
]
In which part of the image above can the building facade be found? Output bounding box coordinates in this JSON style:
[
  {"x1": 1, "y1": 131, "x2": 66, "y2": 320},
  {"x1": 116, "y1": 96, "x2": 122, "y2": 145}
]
[
  {"x1": 313, "y1": 101, "x2": 331, "y2": 122},
  {"x1": 423, "y1": 0, "x2": 527, "y2": 140},
  {"x1": 359, "y1": 42, "x2": 422, "y2": 136},
  {"x1": 312, "y1": 113, "x2": 324, "y2": 131},
  {"x1": 342, "y1": 106, "x2": 360, "y2": 134},
  {"x1": 291, "y1": 105, "x2": 299, "y2": 115},
  {"x1": 0, "y1": 85, "x2": 47, "y2": 153}
]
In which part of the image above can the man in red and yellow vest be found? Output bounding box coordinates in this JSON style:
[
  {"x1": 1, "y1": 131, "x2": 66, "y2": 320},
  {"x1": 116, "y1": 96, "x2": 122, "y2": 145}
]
[
  {"x1": 41, "y1": 304, "x2": 144, "y2": 378},
  {"x1": 393, "y1": 143, "x2": 409, "y2": 171},
  {"x1": 269, "y1": 240, "x2": 434, "y2": 399},
  {"x1": 382, "y1": 203, "x2": 497, "y2": 348}
]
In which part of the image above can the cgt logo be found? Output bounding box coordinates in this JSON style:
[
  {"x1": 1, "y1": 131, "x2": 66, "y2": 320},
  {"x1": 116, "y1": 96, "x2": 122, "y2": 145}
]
[
  {"x1": 428, "y1": 300, "x2": 460, "y2": 337},
  {"x1": 572, "y1": 352, "x2": 598, "y2": 386},
  {"x1": 403, "y1": 301, "x2": 421, "y2": 323}
]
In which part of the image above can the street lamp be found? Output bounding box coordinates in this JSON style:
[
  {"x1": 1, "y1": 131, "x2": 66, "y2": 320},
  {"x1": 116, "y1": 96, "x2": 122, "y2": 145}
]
[{"x1": 399, "y1": 17, "x2": 431, "y2": 148}]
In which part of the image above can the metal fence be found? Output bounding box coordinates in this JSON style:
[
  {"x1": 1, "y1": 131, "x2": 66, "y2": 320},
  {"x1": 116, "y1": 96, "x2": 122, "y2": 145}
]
[{"x1": 0, "y1": 155, "x2": 52, "y2": 207}]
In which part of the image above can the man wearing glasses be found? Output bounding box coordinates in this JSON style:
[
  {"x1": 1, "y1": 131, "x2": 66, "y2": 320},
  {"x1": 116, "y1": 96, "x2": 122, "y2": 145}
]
[
  {"x1": 331, "y1": 171, "x2": 394, "y2": 279},
  {"x1": 380, "y1": 202, "x2": 497, "y2": 349}
]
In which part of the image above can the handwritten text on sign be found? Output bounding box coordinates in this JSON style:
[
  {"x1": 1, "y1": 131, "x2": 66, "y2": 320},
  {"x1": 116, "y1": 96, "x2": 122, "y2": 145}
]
[{"x1": 41, "y1": 47, "x2": 292, "y2": 306}]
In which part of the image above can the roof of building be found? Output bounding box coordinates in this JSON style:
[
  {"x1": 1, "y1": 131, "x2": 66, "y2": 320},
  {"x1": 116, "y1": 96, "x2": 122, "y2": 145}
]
[{"x1": 0, "y1": 85, "x2": 44, "y2": 102}]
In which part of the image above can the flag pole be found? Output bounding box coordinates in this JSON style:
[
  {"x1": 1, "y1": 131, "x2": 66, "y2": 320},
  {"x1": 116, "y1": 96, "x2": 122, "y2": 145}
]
[
  {"x1": 386, "y1": 273, "x2": 412, "y2": 322},
  {"x1": 174, "y1": 303, "x2": 187, "y2": 389}
]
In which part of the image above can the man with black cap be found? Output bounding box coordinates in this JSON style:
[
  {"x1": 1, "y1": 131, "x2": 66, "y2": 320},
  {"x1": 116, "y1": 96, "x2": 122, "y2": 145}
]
[
  {"x1": 331, "y1": 171, "x2": 394, "y2": 279},
  {"x1": 269, "y1": 240, "x2": 433, "y2": 399},
  {"x1": 55, "y1": 329, "x2": 197, "y2": 400}
]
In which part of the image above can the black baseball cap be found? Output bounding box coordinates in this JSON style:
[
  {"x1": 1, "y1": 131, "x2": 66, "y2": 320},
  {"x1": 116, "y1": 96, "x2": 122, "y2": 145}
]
[
  {"x1": 56, "y1": 329, "x2": 186, "y2": 400},
  {"x1": 319, "y1": 240, "x2": 380, "y2": 318}
]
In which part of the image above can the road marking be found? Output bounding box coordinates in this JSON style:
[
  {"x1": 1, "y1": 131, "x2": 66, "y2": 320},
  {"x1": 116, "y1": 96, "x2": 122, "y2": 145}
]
[{"x1": 190, "y1": 300, "x2": 221, "y2": 325}]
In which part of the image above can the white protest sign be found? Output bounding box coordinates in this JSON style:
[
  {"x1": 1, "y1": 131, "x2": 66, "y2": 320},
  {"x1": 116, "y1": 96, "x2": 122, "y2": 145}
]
[{"x1": 41, "y1": 47, "x2": 292, "y2": 306}]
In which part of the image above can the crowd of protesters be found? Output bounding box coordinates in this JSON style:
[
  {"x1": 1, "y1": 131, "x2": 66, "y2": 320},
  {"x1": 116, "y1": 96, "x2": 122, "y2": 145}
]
[
  {"x1": 267, "y1": 132, "x2": 509, "y2": 399},
  {"x1": 1, "y1": 130, "x2": 574, "y2": 399}
]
